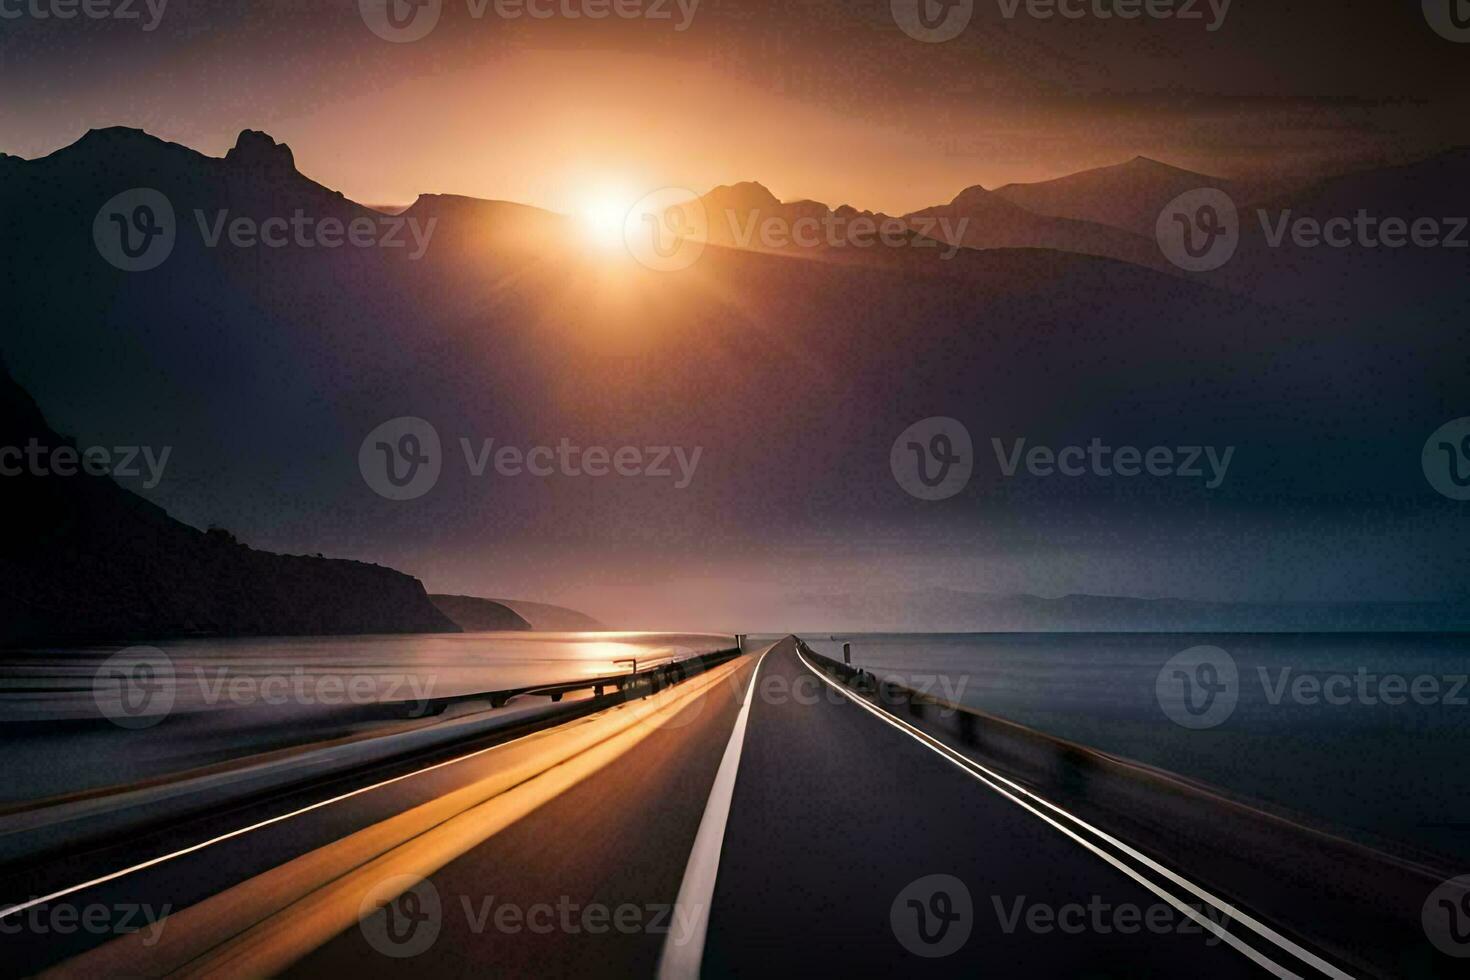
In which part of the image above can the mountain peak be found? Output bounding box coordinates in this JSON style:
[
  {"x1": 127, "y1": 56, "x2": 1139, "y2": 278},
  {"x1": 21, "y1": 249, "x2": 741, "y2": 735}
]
[
  {"x1": 702, "y1": 180, "x2": 781, "y2": 211},
  {"x1": 75, "y1": 126, "x2": 165, "y2": 151},
  {"x1": 949, "y1": 184, "x2": 997, "y2": 208},
  {"x1": 225, "y1": 129, "x2": 295, "y2": 173},
  {"x1": 1114, "y1": 155, "x2": 1208, "y2": 179}
]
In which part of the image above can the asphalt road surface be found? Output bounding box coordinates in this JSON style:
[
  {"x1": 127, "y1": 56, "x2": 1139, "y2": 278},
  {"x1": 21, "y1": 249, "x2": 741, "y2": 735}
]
[{"x1": 7, "y1": 638, "x2": 1351, "y2": 977}]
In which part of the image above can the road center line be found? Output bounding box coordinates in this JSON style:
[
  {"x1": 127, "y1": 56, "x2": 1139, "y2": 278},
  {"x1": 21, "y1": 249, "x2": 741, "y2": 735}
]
[{"x1": 657, "y1": 644, "x2": 772, "y2": 980}]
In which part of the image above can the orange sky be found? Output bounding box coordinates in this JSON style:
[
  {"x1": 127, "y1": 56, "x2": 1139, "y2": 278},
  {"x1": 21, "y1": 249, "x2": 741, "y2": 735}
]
[{"x1": 4, "y1": 2, "x2": 1466, "y2": 215}]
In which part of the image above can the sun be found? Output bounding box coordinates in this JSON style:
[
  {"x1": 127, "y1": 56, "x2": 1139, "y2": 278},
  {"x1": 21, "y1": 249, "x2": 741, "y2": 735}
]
[{"x1": 578, "y1": 187, "x2": 638, "y2": 251}]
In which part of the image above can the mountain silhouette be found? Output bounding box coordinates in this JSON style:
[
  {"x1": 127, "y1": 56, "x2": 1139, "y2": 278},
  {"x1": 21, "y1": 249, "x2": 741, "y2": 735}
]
[
  {"x1": 0, "y1": 359, "x2": 457, "y2": 646},
  {"x1": 425, "y1": 594, "x2": 606, "y2": 631},
  {"x1": 428, "y1": 594, "x2": 533, "y2": 631},
  {"x1": 692, "y1": 179, "x2": 1170, "y2": 272},
  {"x1": 784, "y1": 587, "x2": 1470, "y2": 633},
  {"x1": 993, "y1": 156, "x2": 1301, "y2": 237},
  {"x1": 904, "y1": 182, "x2": 1171, "y2": 272},
  {"x1": 2, "y1": 128, "x2": 1466, "y2": 616}
]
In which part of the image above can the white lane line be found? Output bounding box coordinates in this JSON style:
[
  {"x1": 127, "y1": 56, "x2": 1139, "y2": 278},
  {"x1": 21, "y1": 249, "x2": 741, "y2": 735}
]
[
  {"x1": 3, "y1": 654, "x2": 748, "y2": 924},
  {"x1": 657, "y1": 644, "x2": 773, "y2": 980},
  {"x1": 0, "y1": 721, "x2": 566, "y2": 923},
  {"x1": 1, "y1": 658, "x2": 729, "y2": 923},
  {"x1": 794, "y1": 645, "x2": 1353, "y2": 980}
]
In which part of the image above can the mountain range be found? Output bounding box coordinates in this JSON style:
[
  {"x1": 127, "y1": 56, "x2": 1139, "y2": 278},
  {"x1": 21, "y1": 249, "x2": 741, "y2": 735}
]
[
  {"x1": 991, "y1": 156, "x2": 1302, "y2": 238},
  {"x1": 784, "y1": 588, "x2": 1470, "y2": 633},
  {"x1": 2, "y1": 128, "x2": 1466, "y2": 628}
]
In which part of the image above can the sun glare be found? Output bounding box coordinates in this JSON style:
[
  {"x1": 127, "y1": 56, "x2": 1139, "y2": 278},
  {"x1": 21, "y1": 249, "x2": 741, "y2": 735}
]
[{"x1": 579, "y1": 188, "x2": 637, "y2": 250}]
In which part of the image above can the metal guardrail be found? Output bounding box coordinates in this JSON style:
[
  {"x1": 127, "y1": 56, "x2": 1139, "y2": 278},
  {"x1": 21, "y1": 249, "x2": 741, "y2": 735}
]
[
  {"x1": 0, "y1": 646, "x2": 747, "y2": 871},
  {"x1": 380, "y1": 647, "x2": 742, "y2": 717}
]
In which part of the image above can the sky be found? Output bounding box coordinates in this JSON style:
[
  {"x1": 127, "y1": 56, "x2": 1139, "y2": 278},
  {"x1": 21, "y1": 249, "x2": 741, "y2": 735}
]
[
  {"x1": 5, "y1": 0, "x2": 1470, "y2": 628},
  {"x1": 3, "y1": 0, "x2": 1467, "y2": 215}
]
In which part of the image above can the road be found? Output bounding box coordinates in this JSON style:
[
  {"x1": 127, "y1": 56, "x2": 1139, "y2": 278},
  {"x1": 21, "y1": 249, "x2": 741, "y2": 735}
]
[{"x1": 4, "y1": 638, "x2": 1351, "y2": 977}]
